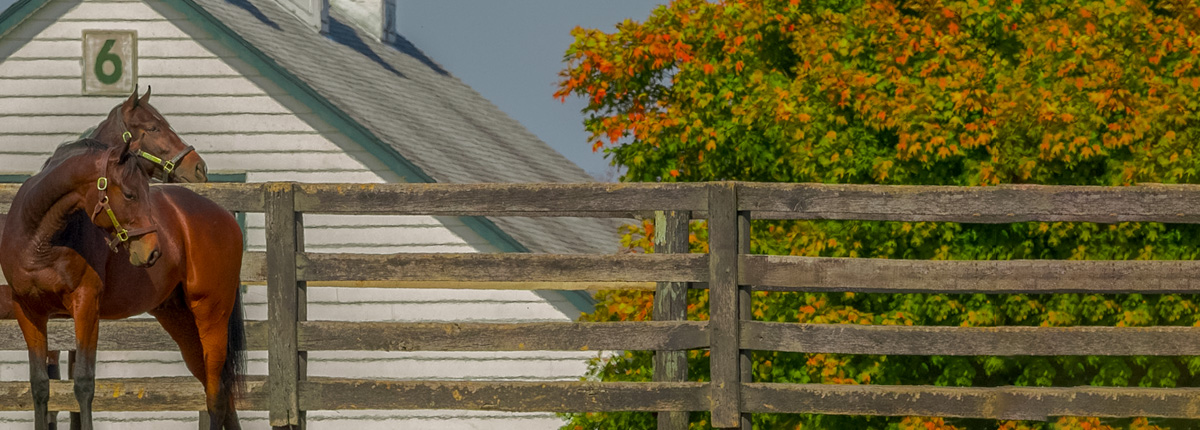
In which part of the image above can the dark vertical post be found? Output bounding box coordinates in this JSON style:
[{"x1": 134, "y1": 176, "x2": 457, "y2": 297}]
[
  {"x1": 267, "y1": 182, "x2": 301, "y2": 429},
  {"x1": 707, "y1": 182, "x2": 741, "y2": 428},
  {"x1": 654, "y1": 210, "x2": 691, "y2": 430},
  {"x1": 737, "y1": 211, "x2": 753, "y2": 430},
  {"x1": 294, "y1": 204, "x2": 308, "y2": 429}
]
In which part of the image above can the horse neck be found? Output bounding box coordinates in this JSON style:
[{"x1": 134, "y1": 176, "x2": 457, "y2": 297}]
[
  {"x1": 90, "y1": 110, "x2": 125, "y2": 146},
  {"x1": 16, "y1": 152, "x2": 100, "y2": 248}
]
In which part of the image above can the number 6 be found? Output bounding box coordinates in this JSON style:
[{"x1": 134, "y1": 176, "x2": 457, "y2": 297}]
[{"x1": 94, "y1": 39, "x2": 122, "y2": 85}]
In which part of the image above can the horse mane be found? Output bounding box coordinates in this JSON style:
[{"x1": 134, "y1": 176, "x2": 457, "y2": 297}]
[
  {"x1": 40, "y1": 138, "x2": 142, "y2": 181},
  {"x1": 42, "y1": 138, "x2": 106, "y2": 169}
]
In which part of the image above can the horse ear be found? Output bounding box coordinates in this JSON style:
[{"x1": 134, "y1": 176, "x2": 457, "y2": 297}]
[
  {"x1": 139, "y1": 86, "x2": 152, "y2": 105},
  {"x1": 123, "y1": 85, "x2": 140, "y2": 111}
]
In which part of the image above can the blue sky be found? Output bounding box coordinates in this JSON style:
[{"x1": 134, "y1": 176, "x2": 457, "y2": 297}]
[
  {"x1": 0, "y1": 0, "x2": 665, "y2": 180},
  {"x1": 395, "y1": 1, "x2": 664, "y2": 180}
]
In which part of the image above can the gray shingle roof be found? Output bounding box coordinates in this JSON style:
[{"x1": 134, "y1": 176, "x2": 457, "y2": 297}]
[{"x1": 190, "y1": 0, "x2": 623, "y2": 254}]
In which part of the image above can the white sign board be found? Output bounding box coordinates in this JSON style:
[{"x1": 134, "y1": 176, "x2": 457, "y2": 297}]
[{"x1": 82, "y1": 30, "x2": 137, "y2": 95}]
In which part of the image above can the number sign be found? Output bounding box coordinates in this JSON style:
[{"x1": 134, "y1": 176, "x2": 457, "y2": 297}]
[{"x1": 82, "y1": 30, "x2": 137, "y2": 95}]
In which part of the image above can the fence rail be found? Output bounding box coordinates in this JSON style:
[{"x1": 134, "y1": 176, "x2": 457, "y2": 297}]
[{"x1": 2, "y1": 181, "x2": 1200, "y2": 429}]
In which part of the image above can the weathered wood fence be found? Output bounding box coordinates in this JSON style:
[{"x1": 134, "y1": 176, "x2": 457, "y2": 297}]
[{"x1": 3, "y1": 181, "x2": 1200, "y2": 430}]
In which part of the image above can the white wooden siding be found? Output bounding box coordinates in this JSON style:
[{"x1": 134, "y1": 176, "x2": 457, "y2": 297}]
[{"x1": 0, "y1": 0, "x2": 595, "y2": 428}]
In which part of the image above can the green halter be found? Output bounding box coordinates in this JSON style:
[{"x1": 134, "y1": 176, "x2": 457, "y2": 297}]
[{"x1": 91, "y1": 148, "x2": 157, "y2": 250}]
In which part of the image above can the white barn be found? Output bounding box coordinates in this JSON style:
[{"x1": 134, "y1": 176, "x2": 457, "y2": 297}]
[{"x1": 0, "y1": 0, "x2": 618, "y2": 427}]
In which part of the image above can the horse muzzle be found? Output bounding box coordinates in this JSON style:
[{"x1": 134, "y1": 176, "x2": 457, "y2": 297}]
[{"x1": 127, "y1": 233, "x2": 161, "y2": 267}]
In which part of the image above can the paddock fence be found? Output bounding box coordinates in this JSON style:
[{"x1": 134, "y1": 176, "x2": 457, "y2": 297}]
[{"x1": 1, "y1": 182, "x2": 1200, "y2": 429}]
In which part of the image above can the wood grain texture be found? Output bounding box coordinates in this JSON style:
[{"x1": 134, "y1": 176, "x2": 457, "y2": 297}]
[
  {"x1": 707, "y1": 183, "x2": 741, "y2": 429},
  {"x1": 738, "y1": 182, "x2": 1200, "y2": 223},
  {"x1": 298, "y1": 321, "x2": 708, "y2": 352},
  {"x1": 298, "y1": 380, "x2": 710, "y2": 412},
  {"x1": 241, "y1": 280, "x2": 658, "y2": 290},
  {"x1": 654, "y1": 211, "x2": 691, "y2": 430},
  {"x1": 298, "y1": 252, "x2": 708, "y2": 283},
  {"x1": 0, "y1": 320, "x2": 267, "y2": 351},
  {"x1": 170, "y1": 182, "x2": 265, "y2": 212},
  {"x1": 0, "y1": 183, "x2": 263, "y2": 212},
  {"x1": 291, "y1": 182, "x2": 708, "y2": 216},
  {"x1": 0, "y1": 377, "x2": 268, "y2": 412},
  {"x1": 743, "y1": 383, "x2": 1200, "y2": 420},
  {"x1": 742, "y1": 322, "x2": 1200, "y2": 356},
  {"x1": 265, "y1": 182, "x2": 301, "y2": 427},
  {"x1": 742, "y1": 255, "x2": 1200, "y2": 293},
  {"x1": 735, "y1": 214, "x2": 752, "y2": 430},
  {"x1": 240, "y1": 251, "x2": 268, "y2": 283}
]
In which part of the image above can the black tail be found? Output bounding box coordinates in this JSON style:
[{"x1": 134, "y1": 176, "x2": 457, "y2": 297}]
[{"x1": 221, "y1": 289, "x2": 247, "y2": 398}]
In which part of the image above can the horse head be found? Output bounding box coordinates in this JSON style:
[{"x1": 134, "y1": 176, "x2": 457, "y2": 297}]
[
  {"x1": 90, "y1": 137, "x2": 161, "y2": 267},
  {"x1": 96, "y1": 86, "x2": 208, "y2": 183}
]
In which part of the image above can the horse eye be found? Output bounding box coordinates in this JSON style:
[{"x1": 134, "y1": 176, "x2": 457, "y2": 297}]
[
  {"x1": 123, "y1": 190, "x2": 137, "y2": 201},
  {"x1": 148, "y1": 126, "x2": 159, "y2": 132}
]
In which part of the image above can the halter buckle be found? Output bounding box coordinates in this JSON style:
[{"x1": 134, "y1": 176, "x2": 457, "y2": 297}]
[
  {"x1": 122, "y1": 131, "x2": 132, "y2": 143},
  {"x1": 162, "y1": 160, "x2": 175, "y2": 174},
  {"x1": 97, "y1": 177, "x2": 108, "y2": 190},
  {"x1": 115, "y1": 229, "x2": 129, "y2": 242}
]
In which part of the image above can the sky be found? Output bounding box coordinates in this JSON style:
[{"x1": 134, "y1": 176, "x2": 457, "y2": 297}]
[
  {"x1": 0, "y1": 0, "x2": 664, "y2": 180},
  {"x1": 394, "y1": 1, "x2": 665, "y2": 181}
]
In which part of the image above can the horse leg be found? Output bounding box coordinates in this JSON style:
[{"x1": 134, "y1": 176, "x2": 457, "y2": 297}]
[
  {"x1": 13, "y1": 304, "x2": 51, "y2": 430},
  {"x1": 46, "y1": 350, "x2": 60, "y2": 430},
  {"x1": 149, "y1": 300, "x2": 218, "y2": 428},
  {"x1": 188, "y1": 296, "x2": 238, "y2": 430},
  {"x1": 68, "y1": 289, "x2": 100, "y2": 430},
  {"x1": 67, "y1": 351, "x2": 79, "y2": 430}
]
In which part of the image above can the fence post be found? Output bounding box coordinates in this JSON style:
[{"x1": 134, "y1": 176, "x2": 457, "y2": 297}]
[
  {"x1": 654, "y1": 210, "x2": 691, "y2": 430},
  {"x1": 737, "y1": 209, "x2": 752, "y2": 430},
  {"x1": 266, "y1": 182, "x2": 304, "y2": 429},
  {"x1": 708, "y1": 182, "x2": 743, "y2": 429}
]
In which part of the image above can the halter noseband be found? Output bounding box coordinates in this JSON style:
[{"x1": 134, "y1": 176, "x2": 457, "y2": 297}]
[
  {"x1": 118, "y1": 121, "x2": 195, "y2": 182},
  {"x1": 91, "y1": 149, "x2": 157, "y2": 251}
]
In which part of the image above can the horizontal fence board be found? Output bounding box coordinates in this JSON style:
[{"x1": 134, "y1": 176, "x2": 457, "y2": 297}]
[
  {"x1": 743, "y1": 322, "x2": 1200, "y2": 356},
  {"x1": 743, "y1": 383, "x2": 1200, "y2": 420},
  {"x1": 742, "y1": 255, "x2": 1200, "y2": 293},
  {"x1": 244, "y1": 280, "x2": 658, "y2": 290},
  {"x1": 299, "y1": 380, "x2": 710, "y2": 412},
  {"x1": 241, "y1": 251, "x2": 267, "y2": 283},
  {"x1": 0, "y1": 377, "x2": 268, "y2": 411},
  {"x1": 739, "y1": 183, "x2": 1200, "y2": 223},
  {"x1": 0, "y1": 183, "x2": 264, "y2": 213},
  {"x1": 170, "y1": 182, "x2": 265, "y2": 212},
  {"x1": 0, "y1": 251, "x2": 265, "y2": 286},
  {"x1": 292, "y1": 183, "x2": 708, "y2": 216},
  {"x1": 0, "y1": 320, "x2": 267, "y2": 351},
  {"x1": 299, "y1": 252, "x2": 708, "y2": 283},
  {"x1": 299, "y1": 321, "x2": 709, "y2": 352}
]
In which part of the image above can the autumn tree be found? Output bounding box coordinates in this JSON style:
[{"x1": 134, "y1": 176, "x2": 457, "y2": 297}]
[{"x1": 556, "y1": 0, "x2": 1200, "y2": 428}]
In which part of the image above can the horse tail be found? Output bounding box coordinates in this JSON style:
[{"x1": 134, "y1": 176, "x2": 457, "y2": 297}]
[{"x1": 222, "y1": 288, "x2": 247, "y2": 398}]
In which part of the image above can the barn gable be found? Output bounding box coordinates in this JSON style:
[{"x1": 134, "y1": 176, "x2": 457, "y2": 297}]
[{"x1": 0, "y1": 0, "x2": 616, "y2": 428}]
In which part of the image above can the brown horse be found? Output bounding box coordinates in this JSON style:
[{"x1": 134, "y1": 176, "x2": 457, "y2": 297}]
[
  {"x1": 0, "y1": 135, "x2": 160, "y2": 430},
  {"x1": 0, "y1": 90, "x2": 245, "y2": 429},
  {"x1": 89, "y1": 86, "x2": 208, "y2": 184}
]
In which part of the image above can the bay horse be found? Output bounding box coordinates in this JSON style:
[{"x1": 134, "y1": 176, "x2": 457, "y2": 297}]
[{"x1": 0, "y1": 89, "x2": 246, "y2": 429}]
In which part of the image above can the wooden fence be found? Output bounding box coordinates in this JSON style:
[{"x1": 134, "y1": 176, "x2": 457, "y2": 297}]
[{"x1": 3, "y1": 181, "x2": 1200, "y2": 430}]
